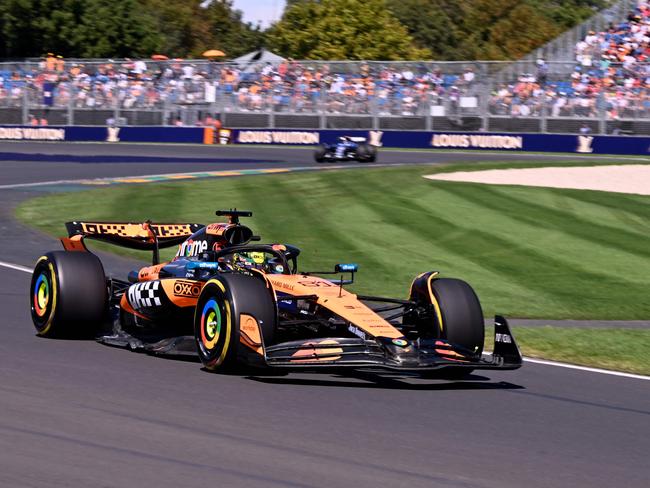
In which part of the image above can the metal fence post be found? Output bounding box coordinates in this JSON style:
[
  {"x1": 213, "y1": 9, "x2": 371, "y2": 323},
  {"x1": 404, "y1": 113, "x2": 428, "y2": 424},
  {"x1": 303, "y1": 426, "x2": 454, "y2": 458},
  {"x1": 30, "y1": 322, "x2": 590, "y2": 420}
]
[
  {"x1": 68, "y1": 83, "x2": 74, "y2": 126},
  {"x1": 540, "y1": 90, "x2": 547, "y2": 134},
  {"x1": 113, "y1": 85, "x2": 119, "y2": 125},
  {"x1": 319, "y1": 85, "x2": 326, "y2": 130},
  {"x1": 21, "y1": 86, "x2": 28, "y2": 125},
  {"x1": 480, "y1": 62, "x2": 490, "y2": 132},
  {"x1": 371, "y1": 85, "x2": 379, "y2": 130},
  {"x1": 163, "y1": 96, "x2": 169, "y2": 126},
  {"x1": 210, "y1": 90, "x2": 217, "y2": 122},
  {"x1": 598, "y1": 92, "x2": 607, "y2": 135},
  {"x1": 425, "y1": 90, "x2": 432, "y2": 132}
]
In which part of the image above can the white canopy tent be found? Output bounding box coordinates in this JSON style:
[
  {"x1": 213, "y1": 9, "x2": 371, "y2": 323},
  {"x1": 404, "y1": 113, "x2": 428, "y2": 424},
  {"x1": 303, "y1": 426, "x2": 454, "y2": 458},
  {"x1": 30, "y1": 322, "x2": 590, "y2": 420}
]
[{"x1": 231, "y1": 49, "x2": 286, "y2": 71}]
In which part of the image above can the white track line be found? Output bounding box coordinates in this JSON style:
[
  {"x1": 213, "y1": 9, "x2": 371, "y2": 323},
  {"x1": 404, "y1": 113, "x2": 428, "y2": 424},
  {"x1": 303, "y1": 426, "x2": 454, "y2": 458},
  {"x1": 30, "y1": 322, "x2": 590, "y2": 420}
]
[
  {"x1": 2, "y1": 259, "x2": 648, "y2": 381},
  {"x1": 0, "y1": 163, "x2": 400, "y2": 190},
  {"x1": 0, "y1": 260, "x2": 32, "y2": 273},
  {"x1": 0, "y1": 179, "x2": 85, "y2": 189},
  {"x1": 524, "y1": 357, "x2": 650, "y2": 381}
]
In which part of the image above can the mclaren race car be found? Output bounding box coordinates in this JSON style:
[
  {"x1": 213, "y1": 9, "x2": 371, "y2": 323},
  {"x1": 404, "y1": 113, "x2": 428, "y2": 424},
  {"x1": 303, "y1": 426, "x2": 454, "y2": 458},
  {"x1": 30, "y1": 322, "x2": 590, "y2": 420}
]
[
  {"x1": 30, "y1": 210, "x2": 522, "y2": 377},
  {"x1": 314, "y1": 136, "x2": 377, "y2": 163}
]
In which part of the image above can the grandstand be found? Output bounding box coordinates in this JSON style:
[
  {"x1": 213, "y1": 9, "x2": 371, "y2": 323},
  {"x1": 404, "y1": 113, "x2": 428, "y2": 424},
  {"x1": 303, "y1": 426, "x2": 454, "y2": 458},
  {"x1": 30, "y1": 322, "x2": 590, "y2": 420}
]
[{"x1": 0, "y1": 0, "x2": 647, "y2": 135}]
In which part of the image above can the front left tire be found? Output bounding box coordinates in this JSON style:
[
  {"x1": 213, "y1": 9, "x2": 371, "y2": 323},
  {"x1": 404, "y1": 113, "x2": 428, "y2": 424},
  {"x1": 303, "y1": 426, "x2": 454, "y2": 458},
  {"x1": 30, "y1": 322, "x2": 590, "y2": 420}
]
[
  {"x1": 194, "y1": 273, "x2": 276, "y2": 372},
  {"x1": 407, "y1": 273, "x2": 485, "y2": 379}
]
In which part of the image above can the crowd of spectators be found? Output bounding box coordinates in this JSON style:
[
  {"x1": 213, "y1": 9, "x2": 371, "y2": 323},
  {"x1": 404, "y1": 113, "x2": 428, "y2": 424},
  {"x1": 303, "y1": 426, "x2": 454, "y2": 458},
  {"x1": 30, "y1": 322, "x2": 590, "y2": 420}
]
[
  {"x1": 1, "y1": 3, "x2": 649, "y2": 123},
  {"x1": 0, "y1": 54, "x2": 479, "y2": 118},
  {"x1": 490, "y1": 1, "x2": 650, "y2": 119}
]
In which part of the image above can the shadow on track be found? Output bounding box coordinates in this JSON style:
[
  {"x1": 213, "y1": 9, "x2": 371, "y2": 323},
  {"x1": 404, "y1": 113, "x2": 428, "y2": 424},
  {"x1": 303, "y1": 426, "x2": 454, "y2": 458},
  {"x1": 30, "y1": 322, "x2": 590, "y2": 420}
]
[
  {"x1": 50, "y1": 335, "x2": 525, "y2": 392},
  {"x1": 245, "y1": 370, "x2": 525, "y2": 391}
]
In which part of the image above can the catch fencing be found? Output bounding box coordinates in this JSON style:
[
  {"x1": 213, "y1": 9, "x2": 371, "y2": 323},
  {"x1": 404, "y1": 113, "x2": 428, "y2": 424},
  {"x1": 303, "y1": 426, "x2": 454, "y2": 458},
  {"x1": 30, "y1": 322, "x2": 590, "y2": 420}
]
[{"x1": 0, "y1": 58, "x2": 648, "y2": 136}]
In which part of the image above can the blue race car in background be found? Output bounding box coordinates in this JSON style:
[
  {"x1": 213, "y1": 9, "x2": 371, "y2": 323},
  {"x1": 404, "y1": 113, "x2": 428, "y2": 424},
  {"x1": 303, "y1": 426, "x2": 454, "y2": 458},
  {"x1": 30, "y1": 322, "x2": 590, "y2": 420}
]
[{"x1": 314, "y1": 136, "x2": 378, "y2": 163}]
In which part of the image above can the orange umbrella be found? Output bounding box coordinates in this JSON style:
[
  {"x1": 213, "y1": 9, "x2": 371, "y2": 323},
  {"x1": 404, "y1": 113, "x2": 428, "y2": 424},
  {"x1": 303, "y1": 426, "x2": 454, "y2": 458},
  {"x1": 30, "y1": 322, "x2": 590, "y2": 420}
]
[
  {"x1": 151, "y1": 54, "x2": 169, "y2": 61},
  {"x1": 202, "y1": 49, "x2": 226, "y2": 58}
]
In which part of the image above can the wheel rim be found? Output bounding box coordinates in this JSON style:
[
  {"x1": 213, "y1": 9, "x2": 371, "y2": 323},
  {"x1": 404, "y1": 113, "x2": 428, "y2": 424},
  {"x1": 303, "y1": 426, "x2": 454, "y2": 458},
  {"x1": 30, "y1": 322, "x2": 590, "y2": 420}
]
[
  {"x1": 30, "y1": 259, "x2": 57, "y2": 333},
  {"x1": 33, "y1": 272, "x2": 50, "y2": 317},
  {"x1": 200, "y1": 298, "x2": 221, "y2": 351}
]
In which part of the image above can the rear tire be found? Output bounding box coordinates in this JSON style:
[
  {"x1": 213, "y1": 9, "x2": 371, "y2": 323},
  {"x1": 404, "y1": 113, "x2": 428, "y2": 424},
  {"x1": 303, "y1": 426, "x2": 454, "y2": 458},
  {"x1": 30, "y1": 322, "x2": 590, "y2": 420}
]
[
  {"x1": 366, "y1": 145, "x2": 377, "y2": 162},
  {"x1": 356, "y1": 143, "x2": 370, "y2": 162},
  {"x1": 29, "y1": 251, "x2": 108, "y2": 338},
  {"x1": 194, "y1": 273, "x2": 276, "y2": 372},
  {"x1": 314, "y1": 145, "x2": 327, "y2": 163}
]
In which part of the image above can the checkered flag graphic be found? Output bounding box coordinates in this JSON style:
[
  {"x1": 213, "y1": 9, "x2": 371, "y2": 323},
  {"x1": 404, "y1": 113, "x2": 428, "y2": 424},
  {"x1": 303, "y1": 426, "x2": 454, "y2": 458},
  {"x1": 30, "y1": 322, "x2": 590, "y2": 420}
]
[{"x1": 127, "y1": 281, "x2": 162, "y2": 310}]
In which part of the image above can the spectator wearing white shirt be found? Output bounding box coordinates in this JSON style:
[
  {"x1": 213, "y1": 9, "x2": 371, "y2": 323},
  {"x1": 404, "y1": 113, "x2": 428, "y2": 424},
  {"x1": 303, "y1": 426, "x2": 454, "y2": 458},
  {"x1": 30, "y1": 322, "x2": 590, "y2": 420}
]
[{"x1": 462, "y1": 68, "x2": 475, "y2": 85}]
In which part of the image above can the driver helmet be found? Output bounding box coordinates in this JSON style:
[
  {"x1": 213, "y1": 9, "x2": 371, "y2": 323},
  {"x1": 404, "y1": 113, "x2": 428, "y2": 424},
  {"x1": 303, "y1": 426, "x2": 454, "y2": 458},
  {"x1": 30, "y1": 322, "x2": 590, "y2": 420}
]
[
  {"x1": 236, "y1": 252, "x2": 256, "y2": 266},
  {"x1": 266, "y1": 257, "x2": 285, "y2": 274},
  {"x1": 249, "y1": 252, "x2": 285, "y2": 274},
  {"x1": 248, "y1": 252, "x2": 266, "y2": 266},
  {"x1": 231, "y1": 251, "x2": 268, "y2": 272}
]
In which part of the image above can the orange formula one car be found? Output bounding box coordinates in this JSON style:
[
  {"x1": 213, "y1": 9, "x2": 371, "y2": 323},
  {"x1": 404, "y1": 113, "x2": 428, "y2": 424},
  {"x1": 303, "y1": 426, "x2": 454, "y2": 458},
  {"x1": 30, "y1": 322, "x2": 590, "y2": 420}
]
[{"x1": 30, "y1": 210, "x2": 522, "y2": 378}]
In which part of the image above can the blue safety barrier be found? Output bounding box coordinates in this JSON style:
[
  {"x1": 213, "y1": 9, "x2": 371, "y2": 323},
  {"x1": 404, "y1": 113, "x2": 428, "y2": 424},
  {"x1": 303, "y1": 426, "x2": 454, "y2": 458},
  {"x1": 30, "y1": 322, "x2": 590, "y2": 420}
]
[
  {"x1": 0, "y1": 125, "x2": 647, "y2": 156},
  {"x1": 229, "y1": 129, "x2": 650, "y2": 156},
  {"x1": 0, "y1": 126, "x2": 204, "y2": 144}
]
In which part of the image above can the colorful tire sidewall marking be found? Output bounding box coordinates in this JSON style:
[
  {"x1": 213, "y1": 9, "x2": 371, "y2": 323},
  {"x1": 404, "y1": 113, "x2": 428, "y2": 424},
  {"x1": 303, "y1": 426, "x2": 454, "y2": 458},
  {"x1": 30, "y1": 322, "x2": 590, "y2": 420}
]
[
  {"x1": 196, "y1": 282, "x2": 232, "y2": 368},
  {"x1": 30, "y1": 258, "x2": 57, "y2": 334},
  {"x1": 200, "y1": 298, "x2": 221, "y2": 350},
  {"x1": 34, "y1": 274, "x2": 50, "y2": 317}
]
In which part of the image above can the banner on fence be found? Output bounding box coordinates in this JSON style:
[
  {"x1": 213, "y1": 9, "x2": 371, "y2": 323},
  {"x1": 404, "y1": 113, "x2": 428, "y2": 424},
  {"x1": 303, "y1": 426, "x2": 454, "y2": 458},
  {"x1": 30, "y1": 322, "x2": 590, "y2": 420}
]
[
  {"x1": 0, "y1": 126, "x2": 205, "y2": 144},
  {"x1": 0, "y1": 125, "x2": 648, "y2": 156},
  {"x1": 225, "y1": 128, "x2": 650, "y2": 156}
]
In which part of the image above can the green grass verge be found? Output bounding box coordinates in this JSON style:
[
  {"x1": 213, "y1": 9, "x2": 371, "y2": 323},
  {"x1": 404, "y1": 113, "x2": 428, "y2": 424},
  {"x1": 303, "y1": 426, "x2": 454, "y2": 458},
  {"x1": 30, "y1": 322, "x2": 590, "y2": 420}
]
[
  {"x1": 17, "y1": 160, "x2": 650, "y2": 323},
  {"x1": 513, "y1": 327, "x2": 650, "y2": 376}
]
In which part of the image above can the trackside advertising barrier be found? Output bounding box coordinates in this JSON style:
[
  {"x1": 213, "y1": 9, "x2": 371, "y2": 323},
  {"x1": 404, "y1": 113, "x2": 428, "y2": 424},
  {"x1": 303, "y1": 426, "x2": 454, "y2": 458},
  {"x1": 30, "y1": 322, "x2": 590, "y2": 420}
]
[
  {"x1": 0, "y1": 126, "x2": 648, "y2": 156},
  {"x1": 225, "y1": 129, "x2": 650, "y2": 156},
  {"x1": 0, "y1": 126, "x2": 204, "y2": 144}
]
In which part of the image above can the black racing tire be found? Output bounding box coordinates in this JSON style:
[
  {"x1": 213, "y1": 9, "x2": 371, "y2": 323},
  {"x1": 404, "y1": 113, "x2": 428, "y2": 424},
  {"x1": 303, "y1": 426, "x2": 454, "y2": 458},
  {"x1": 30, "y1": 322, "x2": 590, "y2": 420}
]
[
  {"x1": 432, "y1": 278, "x2": 485, "y2": 356},
  {"x1": 314, "y1": 145, "x2": 327, "y2": 163},
  {"x1": 29, "y1": 251, "x2": 108, "y2": 338},
  {"x1": 356, "y1": 143, "x2": 371, "y2": 162},
  {"x1": 408, "y1": 274, "x2": 484, "y2": 379},
  {"x1": 367, "y1": 145, "x2": 377, "y2": 162},
  {"x1": 194, "y1": 273, "x2": 276, "y2": 372},
  {"x1": 431, "y1": 278, "x2": 484, "y2": 379}
]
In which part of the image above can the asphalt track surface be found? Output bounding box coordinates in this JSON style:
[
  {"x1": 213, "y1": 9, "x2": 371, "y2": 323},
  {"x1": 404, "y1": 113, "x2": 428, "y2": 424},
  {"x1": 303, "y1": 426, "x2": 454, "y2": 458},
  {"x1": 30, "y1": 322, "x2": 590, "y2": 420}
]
[{"x1": 1, "y1": 142, "x2": 648, "y2": 487}]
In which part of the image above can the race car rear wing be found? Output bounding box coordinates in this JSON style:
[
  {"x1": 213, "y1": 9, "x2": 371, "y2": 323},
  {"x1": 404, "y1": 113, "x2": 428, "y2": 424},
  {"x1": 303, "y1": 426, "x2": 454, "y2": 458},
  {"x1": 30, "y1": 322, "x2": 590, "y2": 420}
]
[{"x1": 62, "y1": 221, "x2": 205, "y2": 263}]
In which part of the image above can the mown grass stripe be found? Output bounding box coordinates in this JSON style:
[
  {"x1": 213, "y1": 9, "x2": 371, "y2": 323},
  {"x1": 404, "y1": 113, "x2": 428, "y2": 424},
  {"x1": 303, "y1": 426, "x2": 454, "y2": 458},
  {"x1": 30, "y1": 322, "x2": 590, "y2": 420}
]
[
  {"x1": 560, "y1": 190, "x2": 650, "y2": 227},
  {"x1": 370, "y1": 175, "x2": 646, "y2": 318},
  {"x1": 426, "y1": 182, "x2": 650, "y2": 288},
  {"x1": 447, "y1": 183, "x2": 650, "y2": 259},
  {"x1": 342, "y1": 170, "x2": 551, "y2": 310},
  {"x1": 263, "y1": 174, "x2": 396, "y2": 285}
]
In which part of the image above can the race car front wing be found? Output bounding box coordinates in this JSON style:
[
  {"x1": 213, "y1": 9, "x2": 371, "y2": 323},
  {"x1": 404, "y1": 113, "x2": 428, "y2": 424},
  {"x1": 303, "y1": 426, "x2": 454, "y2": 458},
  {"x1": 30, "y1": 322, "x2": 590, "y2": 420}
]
[{"x1": 264, "y1": 315, "x2": 522, "y2": 372}]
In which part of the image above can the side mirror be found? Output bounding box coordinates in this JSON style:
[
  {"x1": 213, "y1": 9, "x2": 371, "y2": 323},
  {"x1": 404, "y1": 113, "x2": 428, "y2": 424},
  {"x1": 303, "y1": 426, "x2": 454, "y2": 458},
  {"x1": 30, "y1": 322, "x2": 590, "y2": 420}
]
[{"x1": 335, "y1": 263, "x2": 358, "y2": 273}]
